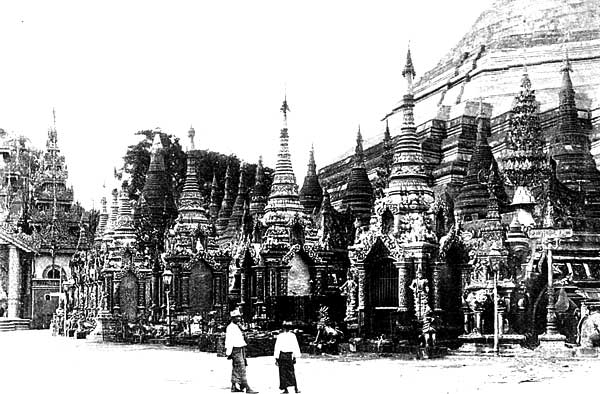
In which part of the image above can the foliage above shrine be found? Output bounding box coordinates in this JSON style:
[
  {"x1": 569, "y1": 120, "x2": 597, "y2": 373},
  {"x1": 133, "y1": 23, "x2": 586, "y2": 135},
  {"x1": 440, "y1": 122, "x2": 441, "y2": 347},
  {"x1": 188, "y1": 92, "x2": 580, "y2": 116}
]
[{"x1": 119, "y1": 130, "x2": 274, "y2": 209}]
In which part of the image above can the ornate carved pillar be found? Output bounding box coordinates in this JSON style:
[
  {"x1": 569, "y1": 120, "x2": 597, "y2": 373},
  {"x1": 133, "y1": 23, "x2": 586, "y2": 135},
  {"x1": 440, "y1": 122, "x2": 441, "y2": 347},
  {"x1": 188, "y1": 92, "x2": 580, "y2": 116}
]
[
  {"x1": 137, "y1": 279, "x2": 146, "y2": 314},
  {"x1": 431, "y1": 262, "x2": 443, "y2": 312},
  {"x1": 255, "y1": 269, "x2": 265, "y2": 302},
  {"x1": 397, "y1": 262, "x2": 411, "y2": 312},
  {"x1": 240, "y1": 269, "x2": 247, "y2": 305},
  {"x1": 279, "y1": 268, "x2": 289, "y2": 296},
  {"x1": 356, "y1": 267, "x2": 366, "y2": 310},
  {"x1": 181, "y1": 272, "x2": 190, "y2": 310},
  {"x1": 214, "y1": 275, "x2": 222, "y2": 307},
  {"x1": 112, "y1": 277, "x2": 121, "y2": 315},
  {"x1": 152, "y1": 266, "x2": 160, "y2": 322},
  {"x1": 105, "y1": 273, "x2": 114, "y2": 313},
  {"x1": 7, "y1": 245, "x2": 21, "y2": 318},
  {"x1": 314, "y1": 269, "x2": 324, "y2": 296}
]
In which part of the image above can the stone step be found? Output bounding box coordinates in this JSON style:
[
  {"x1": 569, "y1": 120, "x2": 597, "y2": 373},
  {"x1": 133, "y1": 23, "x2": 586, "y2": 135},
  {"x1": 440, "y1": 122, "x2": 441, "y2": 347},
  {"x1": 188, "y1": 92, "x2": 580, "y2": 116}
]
[{"x1": 0, "y1": 319, "x2": 31, "y2": 332}]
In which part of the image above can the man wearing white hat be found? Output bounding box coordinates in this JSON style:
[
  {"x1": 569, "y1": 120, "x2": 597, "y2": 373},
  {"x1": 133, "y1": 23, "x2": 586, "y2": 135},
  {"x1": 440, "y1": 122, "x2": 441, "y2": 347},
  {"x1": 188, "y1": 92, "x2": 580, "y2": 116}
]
[{"x1": 225, "y1": 309, "x2": 258, "y2": 393}]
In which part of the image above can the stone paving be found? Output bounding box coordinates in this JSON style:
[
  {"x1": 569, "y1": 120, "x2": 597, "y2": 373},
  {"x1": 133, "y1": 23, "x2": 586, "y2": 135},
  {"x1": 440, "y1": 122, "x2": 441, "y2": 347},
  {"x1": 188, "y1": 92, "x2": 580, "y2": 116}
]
[{"x1": 1, "y1": 331, "x2": 599, "y2": 394}]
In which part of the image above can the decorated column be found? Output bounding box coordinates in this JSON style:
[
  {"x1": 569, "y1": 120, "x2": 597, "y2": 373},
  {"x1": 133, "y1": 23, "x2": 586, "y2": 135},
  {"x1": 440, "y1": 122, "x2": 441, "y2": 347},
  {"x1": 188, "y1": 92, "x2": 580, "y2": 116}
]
[{"x1": 7, "y1": 245, "x2": 21, "y2": 318}]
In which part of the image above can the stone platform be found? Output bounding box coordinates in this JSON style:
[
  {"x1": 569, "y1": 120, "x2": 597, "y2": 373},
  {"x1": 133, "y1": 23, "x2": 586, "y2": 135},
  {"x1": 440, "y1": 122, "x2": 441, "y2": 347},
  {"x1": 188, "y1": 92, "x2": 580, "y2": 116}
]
[
  {"x1": 0, "y1": 318, "x2": 31, "y2": 332},
  {"x1": 457, "y1": 334, "x2": 527, "y2": 354}
]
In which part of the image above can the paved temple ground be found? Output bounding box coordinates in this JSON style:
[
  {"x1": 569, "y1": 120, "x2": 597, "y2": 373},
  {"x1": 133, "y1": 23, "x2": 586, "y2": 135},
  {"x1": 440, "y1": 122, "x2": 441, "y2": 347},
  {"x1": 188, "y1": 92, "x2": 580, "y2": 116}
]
[{"x1": 1, "y1": 331, "x2": 599, "y2": 394}]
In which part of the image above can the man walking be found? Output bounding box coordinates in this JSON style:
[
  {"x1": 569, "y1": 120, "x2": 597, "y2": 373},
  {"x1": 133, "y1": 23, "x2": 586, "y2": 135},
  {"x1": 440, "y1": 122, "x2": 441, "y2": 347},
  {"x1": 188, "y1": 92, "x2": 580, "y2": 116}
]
[
  {"x1": 274, "y1": 321, "x2": 301, "y2": 394},
  {"x1": 225, "y1": 309, "x2": 258, "y2": 393}
]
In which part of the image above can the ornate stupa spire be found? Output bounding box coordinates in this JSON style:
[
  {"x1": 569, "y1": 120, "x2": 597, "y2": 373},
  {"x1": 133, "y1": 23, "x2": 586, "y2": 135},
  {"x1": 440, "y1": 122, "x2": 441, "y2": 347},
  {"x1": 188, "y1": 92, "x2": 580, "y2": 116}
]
[
  {"x1": 112, "y1": 184, "x2": 136, "y2": 246},
  {"x1": 103, "y1": 188, "x2": 119, "y2": 243},
  {"x1": 188, "y1": 125, "x2": 196, "y2": 151},
  {"x1": 94, "y1": 196, "x2": 109, "y2": 243},
  {"x1": 178, "y1": 149, "x2": 209, "y2": 227},
  {"x1": 343, "y1": 127, "x2": 373, "y2": 225},
  {"x1": 387, "y1": 47, "x2": 434, "y2": 211},
  {"x1": 455, "y1": 100, "x2": 506, "y2": 222},
  {"x1": 216, "y1": 158, "x2": 236, "y2": 234},
  {"x1": 501, "y1": 72, "x2": 548, "y2": 228},
  {"x1": 263, "y1": 96, "x2": 302, "y2": 220},
  {"x1": 209, "y1": 173, "x2": 221, "y2": 221},
  {"x1": 138, "y1": 132, "x2": 176, "y2": 237},
  {"x1": 548, "y1": 49, "x2": 600, "y2": 213},
  {"x1": 250, "y1": 156, "x2": 268, "y2": 218},
  {"x1": 299, "y1": 145, "x2": 323, "y2": 214}
]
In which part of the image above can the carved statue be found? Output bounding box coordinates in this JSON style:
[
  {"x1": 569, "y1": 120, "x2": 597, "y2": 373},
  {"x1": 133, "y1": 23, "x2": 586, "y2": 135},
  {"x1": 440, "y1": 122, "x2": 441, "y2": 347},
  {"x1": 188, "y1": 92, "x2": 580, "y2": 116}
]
[
  {"x1": 313, "y1": 306, "x2": 344, "y2": 354},
  {"x1": 409, "y1": 268, "x2": 430, "y2": 321},
  {"x1": 339, "y1": 270, "x2": 358, "y2": 322}
]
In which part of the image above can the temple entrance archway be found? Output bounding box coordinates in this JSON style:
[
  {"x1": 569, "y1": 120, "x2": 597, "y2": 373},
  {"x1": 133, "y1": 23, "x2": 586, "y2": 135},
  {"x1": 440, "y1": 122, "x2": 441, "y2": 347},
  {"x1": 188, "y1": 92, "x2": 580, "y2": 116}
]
[
  {"x1": 363, "y1": 240, "x2": 400, "y2": 337},
  {"x1": 119, "y1": 272, "x2": 138, "y2": 321},
  {"x1": 288, "y1": 253, "x2": 311, "y2": 296},
  {"x1": 189, "y1": 261, "x2": 213, "y2": 314}
]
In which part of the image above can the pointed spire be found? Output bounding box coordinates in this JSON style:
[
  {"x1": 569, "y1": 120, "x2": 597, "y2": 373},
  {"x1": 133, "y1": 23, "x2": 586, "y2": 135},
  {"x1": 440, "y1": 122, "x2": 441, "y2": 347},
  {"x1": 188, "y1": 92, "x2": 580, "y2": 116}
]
[
  {"x1": 455, "y1": 102, "x2": 506, "y2": 222},
  {"x1": 222, "y1": 163, "x2": 249, "y2": 242},
  {"x1": 388, "y1": 49, "x2": 434, "y2": 211},
  {"x1": 95, "y1": 196, "x2": 109, "y2": 243},
  {"x1": 209, "y1": 172, "x2": 221, "y2": 221},
  {"x1": 343, "y1": 127, "x2": 373, "y2": 225},
  {"x1": 264, "y1": 96, "x2": 302, "y2": 220},
  {"x1": 300, "y1": 146, "x2": 323, "y2": 214},
  {"x1": 250, "y1": 156, "x2": 268, "y2": 218},
  {"x1": 216, "y1": 158, "x2": 236, "y2": 234},
  {"x1": 137, "y1": 130, "x2": 176, "y2": 241},
  {"x1": 178, "y1": 150, "x2": 209, "y2": 227},
  {"x1": 188, "y1": 125, "x2": 196, "y2": 151},
  {"x1": 103, "y1": 188, "x2": 119, "y2": 242},
  {"x1": 354, "y1": 126, "x2": 365, "y2": 168},
  {"x1": 384, "y1": 119, "x2": 391, "y2": 141},
  {"x1": 402, "y1": 45, "x2": 416, "y2": 82},
  {"x1": 113, "y1": 184, "x2": 136, "y2": 246},
  {"x1": 559, "y1": 48, "x2": 576, "y2": 114},
  {"x1": 75, "y1": 212, "x2": 89, "y2": 251}
]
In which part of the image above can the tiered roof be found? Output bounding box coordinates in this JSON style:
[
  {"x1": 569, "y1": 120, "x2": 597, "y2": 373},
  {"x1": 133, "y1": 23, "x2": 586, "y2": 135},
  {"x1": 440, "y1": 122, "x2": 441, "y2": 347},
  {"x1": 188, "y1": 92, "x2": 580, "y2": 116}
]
[
  {"x1": 387, "y1": 49, "x2": 434, "y2": 211},
  {"x1": 342, "y1": 128, "x2": 373, "y2": 225}
]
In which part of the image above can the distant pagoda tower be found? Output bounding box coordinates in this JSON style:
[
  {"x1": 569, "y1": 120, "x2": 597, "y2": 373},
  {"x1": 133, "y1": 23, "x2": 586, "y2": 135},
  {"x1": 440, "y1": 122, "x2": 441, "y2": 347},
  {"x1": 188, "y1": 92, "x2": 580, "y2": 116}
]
[
  {"x1": 34, "y1": 109, "x2": 74, "y2": 213},
  {"x1": 103, "y1": 188, "x2": 119, "y2": 244},
  {"x1": 263, "y1": 96, "x2": 303, "y2": 226},
  {"x1": 386, "y1": 48, "x2": 434, "y2": 212},
  {"x1": 112, "y1": 184, "x2": 136, "y2": 247},
  {"x1": 342, "y1": 127, "x2": 373, "y2": 225},
  {"x1": 208, "y1": 173, "x2": 221, "y2": 221},
  {"x1": 249, "y1": 156, "x2": 268, "y2": 218},
  {"x1": 299, "y1": 146, "x2": 323, "y2": 215},
  {"x1": 216, "y1": 159, "x2": 236, "y2": 235},
  {"x1": 94, "y1": 196, "x2": 109, "y2": 243},
  {"x1": 137, "y1": 132, "x2": 176, "y2": 249},
  {"x1": 455, "y1": 101, "x2": 506, "y2": 222},
  {"x1": 549, "y1": 53, "x2": 600, "y2": 215},
  {"x1": 178, "y1": 140, "x2": 209, "y2": 228}
]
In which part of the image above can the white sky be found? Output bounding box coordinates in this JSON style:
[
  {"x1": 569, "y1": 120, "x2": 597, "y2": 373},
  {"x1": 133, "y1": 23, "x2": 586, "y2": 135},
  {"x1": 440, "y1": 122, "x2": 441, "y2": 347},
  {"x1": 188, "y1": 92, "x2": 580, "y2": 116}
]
[{"x1": 0, "y1": 0, "x2": 492, "y2": 209}]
